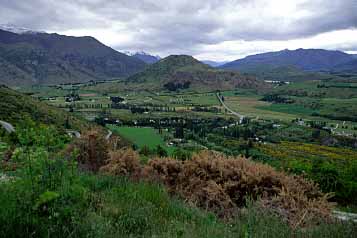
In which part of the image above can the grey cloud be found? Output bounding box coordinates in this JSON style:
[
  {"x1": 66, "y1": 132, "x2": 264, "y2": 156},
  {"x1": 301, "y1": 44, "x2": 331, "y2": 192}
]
[
  {"x1": 0, "y1": 0, "x2": 356, "y2": 58},
  {"x1": 0, "y1": 0, "x2": 109, "y2": 30}
]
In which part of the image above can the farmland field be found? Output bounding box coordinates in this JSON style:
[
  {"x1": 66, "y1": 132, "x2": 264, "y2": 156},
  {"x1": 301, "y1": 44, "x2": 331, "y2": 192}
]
[
  {"x1": 108, "y1": 125, "x2": 174, "y2": 153},
  {"x1": 223, "y1": 95, "x2": 298, "y2": 121},
  {"x1": 21, "y1": 83, "x2": 357, "y2": 135}
]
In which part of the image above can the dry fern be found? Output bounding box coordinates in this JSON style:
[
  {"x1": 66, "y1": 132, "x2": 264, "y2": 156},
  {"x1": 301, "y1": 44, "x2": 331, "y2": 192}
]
[
  {"x1": 143, "y1": 150, "x2": 334, "y2": 227},
  {"x1": 100, "y1": 148, "x2": 141, "y2": 177}
]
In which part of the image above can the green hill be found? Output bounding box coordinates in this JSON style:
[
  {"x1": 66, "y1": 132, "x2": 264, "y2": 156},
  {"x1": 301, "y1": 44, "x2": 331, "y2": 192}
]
[
  {"x1": 127, "y1": 55, "x2": 268, "y2": 91},
  {"x1": 0, "y1": 85, "x2": 88, "y2": 130}
]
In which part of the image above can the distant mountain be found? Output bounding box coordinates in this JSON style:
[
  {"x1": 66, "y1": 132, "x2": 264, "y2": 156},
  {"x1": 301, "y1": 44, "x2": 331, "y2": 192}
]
[
  {"x1": 127, "y1": 55, "x2": 267, "y2": 91},
  {"x1": 0, "y1": 29, "x2": 146, "y2": 86},
  {"x1": 131, "y1": 51, "x2": 161, "y2": 64},
  {"x1": 202, "y1": 60, "x2": 229, "y2": 67},
  {"x1": 219, "y1": 49, "x2": 357, "y2": 81},
  {"x1": 221, "y1": 49, "x2": 354, "y2": 72}
]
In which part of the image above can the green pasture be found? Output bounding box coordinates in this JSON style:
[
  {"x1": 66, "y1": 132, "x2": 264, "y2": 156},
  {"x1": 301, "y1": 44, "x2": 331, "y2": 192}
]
[{"x1": 108, "y1": 125, "x2": 174, "y2": 154}]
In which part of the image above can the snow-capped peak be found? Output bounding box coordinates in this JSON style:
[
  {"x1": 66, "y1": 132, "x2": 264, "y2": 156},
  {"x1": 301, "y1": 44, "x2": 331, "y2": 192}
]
[
  {"x1": 124, "y1": 51, "x2": 161, "y2": 59},
  {"x1": 0, "y1": 24, "x2": 45, "y2": 35}
]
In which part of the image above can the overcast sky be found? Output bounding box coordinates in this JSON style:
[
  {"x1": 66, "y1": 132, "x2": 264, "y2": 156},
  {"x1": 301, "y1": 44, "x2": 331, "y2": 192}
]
[{"x1": 0, "y1": 0, "x2": 356, "y2": 61}]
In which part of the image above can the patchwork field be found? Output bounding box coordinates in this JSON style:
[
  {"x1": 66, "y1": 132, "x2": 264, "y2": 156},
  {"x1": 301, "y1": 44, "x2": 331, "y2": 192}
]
[
  {"x1": 224, "y1": 96, "x2": 298, "y2": 121},
  {"x1": 20, "y1": 83, "x2": 357, "y2": 136}
]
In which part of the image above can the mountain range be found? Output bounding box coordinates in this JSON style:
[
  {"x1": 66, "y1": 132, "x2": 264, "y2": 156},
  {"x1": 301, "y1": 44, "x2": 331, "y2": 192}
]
[
  {"x1": 0, "y1": 26, "x2": 356, "y2": 87},
  {"x1": 0, "y1": 29, "x2": 146, "y2": 86},
  {"x1": 222, "y1": 49, "x2": 356, "y2": 71},
  {"x1": 220, "y1": 49, "x2": 357, "y2": 81}
]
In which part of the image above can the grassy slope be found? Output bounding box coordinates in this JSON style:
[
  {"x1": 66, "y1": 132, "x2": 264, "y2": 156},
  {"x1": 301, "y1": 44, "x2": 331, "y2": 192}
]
[
  {"x1": 1, "y1": 121, "x2": 354, "y2": 237},
  {"x1": 0, "y1": 85, "x2": 89, "y2": 131},
  {"x1": 3, "y1": 172, "x2": 354, "y2": 238}
]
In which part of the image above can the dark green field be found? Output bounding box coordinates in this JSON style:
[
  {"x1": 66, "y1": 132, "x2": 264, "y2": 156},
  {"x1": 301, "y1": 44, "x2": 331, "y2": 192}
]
[{"x1": 108, "y1": 125, "x2": 174, "y2": 153}]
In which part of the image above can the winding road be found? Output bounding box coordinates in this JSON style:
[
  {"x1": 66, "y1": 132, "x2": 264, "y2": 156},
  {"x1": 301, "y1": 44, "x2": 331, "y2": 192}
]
[
  {"x1": 216, "y1": 93, "x2": 245, "y2": 122},
  {"x1": 0, "y1": 120, "x2": 15, "y2": 133},
  {"x1": 105, "y1": 130, "x2": 113, "y2": 140},
  {"x1": 66, "y1": 130, "x2": 81, "y2": 138}
]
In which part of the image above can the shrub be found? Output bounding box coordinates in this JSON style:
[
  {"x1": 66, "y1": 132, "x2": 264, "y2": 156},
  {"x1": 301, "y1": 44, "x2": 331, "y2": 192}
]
[
  {"x1": 155, "y1": 145, "x2": 168, "y2": 157},
  {"x1": 172, "y1": 148, "x2": 192, "y2": 161},
  {"x1": 139, "y1": 145, "x2": 151, "y2": 156},
  {"x1": 100, "y1": 148, "x2": 141, "y2": 177},
  {"x1": 143, "y1": 150, "x2": 333, "y2": 228},
  {"x1": 73, "y1": 130, "x2": 109, "y2": 172}
]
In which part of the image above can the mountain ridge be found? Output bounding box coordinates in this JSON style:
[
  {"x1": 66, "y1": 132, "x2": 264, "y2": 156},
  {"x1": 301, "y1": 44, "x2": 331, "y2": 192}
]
[
  {"x1": 221, "y1": 48, "x2": 354, "y2": 72},
  {"x1": 219, "y1": 48, "x2": 356, "y2": 81},
  {"x1": 0, "y1": 29, "x2": 146, "y2": 86}
]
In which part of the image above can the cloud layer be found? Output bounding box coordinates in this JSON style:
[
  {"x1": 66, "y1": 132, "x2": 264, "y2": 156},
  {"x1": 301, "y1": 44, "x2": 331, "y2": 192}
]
[{"x1": 1, "y1": 0, "x2": 356, "y2": 60}]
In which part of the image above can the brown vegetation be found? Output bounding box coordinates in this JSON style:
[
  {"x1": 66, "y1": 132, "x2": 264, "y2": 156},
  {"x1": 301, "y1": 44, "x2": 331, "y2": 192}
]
[
  {"x1": 100, "y1": 148, "x2": 141, "y2": 176},
  {"x1": 142, "y1": 151, "x2": 333, "y2": 227},
  {"x1": 73, "y1": 130, "x2": 109, "y2": 172},
  {"x1": 67, "y1": 130, "x2": 333, "y2": 228}
]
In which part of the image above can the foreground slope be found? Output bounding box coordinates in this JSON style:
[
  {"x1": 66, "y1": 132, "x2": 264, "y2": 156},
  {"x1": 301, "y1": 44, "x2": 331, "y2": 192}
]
[
  {"x1": 1, "y1": 122, "x2": 354, "y2": 237},
  {"x1": 0, "y1": 85, "x2": 87, "y2": 130},
  {"x1": 127, "y1": 55, "x2": 268, "y2": 91},
  {"x1": 0, "y1": 29, "x2": 146, "y2": 86}
]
